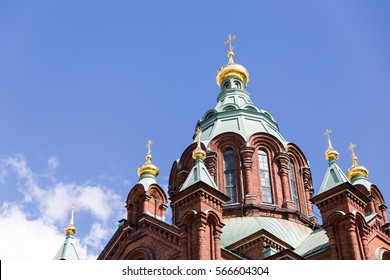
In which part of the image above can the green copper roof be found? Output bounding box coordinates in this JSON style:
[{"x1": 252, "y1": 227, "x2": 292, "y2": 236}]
[
  {"x1": 53, "y1": 234, "x2": 81, "y2": 260},
  {"x1": 351, "y1": 175, "x2": 372, "y2": 192},
  {"x1": 197, "y1": 86, "x2": 287, "y2": 147},
  {"x1": 318, "y1": 159, "x2": 350, "y2": 195},
  {"x1": 293, "y1": 229, "x2": 329, "y2": 258},
  {"x1": 180, "y1": 158, "x2": 218, "y2": 191},
  {"x1": 221, "y1": 217, "x2": 313, "y2": 249},
  {"x1": 138, "y1": 173, "x2": 158, "y2": 190}
]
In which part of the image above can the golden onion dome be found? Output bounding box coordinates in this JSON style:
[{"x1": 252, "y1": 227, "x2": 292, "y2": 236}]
[
  {"x1": 64, "y1": 206, "x2": 77, "y2": 236},
  {"x1": 138, "y1": 140, "x2": 159, "y2": 177},
  {"x1": 216, "y1": 34, "x2": 249, "y2": 87},
  {"x1": 347, "y1": 143, "x2": 369, "y2": 180},
  {"x1": 324, "y1": 129, "x2": 339, "y2": 161}
]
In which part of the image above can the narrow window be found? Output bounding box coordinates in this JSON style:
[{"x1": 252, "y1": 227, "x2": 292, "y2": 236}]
[
  {"x1": 224, "y1": 149, "x2": 237, "y2": 203},
  {"x1": 330, "y1": 169, "x2": 339, "y2": 183},
  {"x1": 289, "y1": 161, "x2": 300, "y2": 211},
  {"x1": 258, "y1": 150, "x2": 273, "y2": 203}
]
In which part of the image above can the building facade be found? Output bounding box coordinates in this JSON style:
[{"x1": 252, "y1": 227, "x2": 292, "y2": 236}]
[{"x1": 98, "y1": 38, "x2": 390, "y2": 260}]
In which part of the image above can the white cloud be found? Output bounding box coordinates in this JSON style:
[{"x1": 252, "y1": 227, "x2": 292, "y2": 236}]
[
  {"x1": 0, "y1": 154, "x2": 125, "y2": 259},
  {"x1": 0, "y1": 202, "x2": 88, "y2": 259},
  {"x1": 83, "y1": 223, "x2": 109, "y2": 252}
]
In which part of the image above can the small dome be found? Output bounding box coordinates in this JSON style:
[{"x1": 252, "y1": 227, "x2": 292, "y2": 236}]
[
  {"x1": 138, "y1": 154, "x2": 159, "y2": 177},
  {"x1": 325, "y1": 146, "x2": 339, "y2": 161},
  {"x1": 138, "y1": 140, "x2": 159, "y2": 177},
  {"x1": 216, "y1": 50, "x2": 249, "y2": 87},
  {"x1": 216, "y1": 35, "x2": 249, "y2": 87},
  {"x1": 346, "y1": 144, "x2": 369, "y2": 180},
  {"x1": 347, "y1": 155, "x2": 369, "y2": 179}
]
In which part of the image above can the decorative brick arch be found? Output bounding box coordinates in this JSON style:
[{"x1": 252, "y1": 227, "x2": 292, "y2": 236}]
[
  {"x1": 286, "y1": 143, "x2": 313, "y2": 217},
  {"x1": 208, "y1": 132, "x2": 246, "y2": 202},
  {"x1": 169, "y1": 142, "x2": 207, "y2": 195},
  {"x1": 125, "y1": 247, "x2": 155, "y2": 260},
  {"x1": 249, "y1": 133, "x2": 285, "y2": 205},
  {"x1": 126, "y1": 184, "x2": 146, "y2": 225},
  {"x1": 377, "y1": 248, "x2": 390, "y2": 260}
]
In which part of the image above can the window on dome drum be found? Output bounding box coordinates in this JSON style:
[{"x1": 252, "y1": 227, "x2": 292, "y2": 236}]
[
  {"x1": 224, "y1": 149, "x2": 237, "y2": 203},
  {"x1": 223, "y1": 81, "x2": 230, "y2": 89},
  {"x1": 289, "y1": 161, "x2": 300, "y2": 211},
  {"x1": 258, "y1": 150, "x2": 273, "y2": 203}
]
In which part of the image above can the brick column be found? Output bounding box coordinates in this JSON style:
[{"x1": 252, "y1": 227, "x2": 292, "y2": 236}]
[
  {"x1": 345, "y1": 218, "x2": 361, "y2": 259},
  {"x1": 379, "y1": 204, "x2": 388, "y2": 222},
  {"x1": 205, "y1": 151, "x2": 217, "y2": 183},
  {"x1": 214, "y1": 228, "x2": 222, "y2": 260},
  {"x1": 276, "y1": 152, "x2": 294, "y2": 209},
  {"x1": 194, "y1": 213, "x2": 208, "y2": 260},
  {"x1": 361, "y1": 228, "x2": 370, "y2": 260},
  {"x1": 240, "y1": 146, "x2": 256, "y2": 203},
  {"x1": 302, "y1": 167, "x2": 314, "y2": 215},
  {"x1": 324, "y1": 225, "x2": 339, "y2": 260}
]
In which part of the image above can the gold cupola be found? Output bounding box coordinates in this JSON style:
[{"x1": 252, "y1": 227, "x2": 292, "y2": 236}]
[
  {"x1": 324, "y1": 129, "x2": 339, "y2": 161},
  {"x1": 192, "y1": 127, "x2": 206, "y2": 160},
  {"x1": 216, "y1": 34, "x2": 250, "y2": 87},
  {"x1": 64, "y1": 206, "x2": 77, "y2": 236},
  {"x1": 347, "y1": 143, "x2": 369, "y2": 179},
  {"x1": 138, "y1": 140, "x2": 159, "y2": 177}
]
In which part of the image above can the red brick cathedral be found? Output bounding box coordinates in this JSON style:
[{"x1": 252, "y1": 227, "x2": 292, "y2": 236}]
[{"x1": 98, "y1": 37, "x2": 390, "y2": 260}]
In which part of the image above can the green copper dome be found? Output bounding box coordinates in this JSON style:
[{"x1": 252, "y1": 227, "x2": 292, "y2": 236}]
[{"x1": 196, "y1": 77, "x2": 286, "y2": 147}]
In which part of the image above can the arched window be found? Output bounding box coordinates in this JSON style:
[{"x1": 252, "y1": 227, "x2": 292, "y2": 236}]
[
  {"x1": 224, "y1": 149, "x2": 237, "y2": 203},
  {"x1": 289, "y1": 161, "x2": 300, "y2": 211},
  {"x1": 258, "y1": 150, "x2": 273, "y2": 203}
]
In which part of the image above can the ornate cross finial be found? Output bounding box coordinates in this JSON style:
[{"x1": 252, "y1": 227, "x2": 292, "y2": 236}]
[
  {"x1": 70, "y1": 205, "x2": 75, "y2": 224},
  {"x1": 192, "y1": 126, "x2": 206, "y2": 160},
  {"x1": 146, "y1": 140, "x2": 152, "y2": 155},
  {"x1": 195, "y1": 126, "x2": 202, "y2": 148},
  {"x1": 324, "y1": 128, "x2": 333, "y2": 148},
  {"x1": 349, "y1": 143, "x2": 358, "y2": 167},
  {"x1": 224, "y1": 34, "x2": 236, "y2": 52},
  {"x1": 349, "y1": 143, "x2": 356, "y2": 156}
]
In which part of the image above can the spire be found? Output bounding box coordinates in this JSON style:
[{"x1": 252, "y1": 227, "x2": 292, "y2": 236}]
[
  {"x1": 324, "y1": 128, "x2": 339, "y2": 163},
  {"x1": 318, "y1": 129, "x2": 349, "y2": 194},
  {"x1": 216, "y1": 34, "x2": 249, "y2": 87},
  {"x1": 53, "y1": 206, "x2": 81, "y2": 260},
  {"x1": 137, "y1": 140, "x2": 159, "y2": 177},
  {"x1": 192, "y1": 127, "x2": 206, "y2": 160},
  {"x1": 347, "y1": 143, "x2": 369, "y2": 180},
  {"x1": 225, "y1": 34, "x2": 236, "y2": 64},
  {"x1": 64, "y1": 205, "x2": 76, "y2": 235}
]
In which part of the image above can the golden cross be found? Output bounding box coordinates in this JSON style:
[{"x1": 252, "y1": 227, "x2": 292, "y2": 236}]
[
  {"x1": 349, "y1": 143, "x2": 356, "y2": 157},
  {"x1": 146, "y1": 140, "x2": 152, "y2": 155},
  {"x1": 195, "y1": 127, "x2": 202, "y2": 148},
  {"x1": 324, "y1": 128, "x2": 332, "y2": 148},
  {"x1": 224, "y1": 34, "x2": 236, "y2": 52},
  {"x1": 70, "y1": 205, "x2": 75, "y2": 225},
  {"x1": 324, "y1": 128, "x2": 332, "y2": 136}
]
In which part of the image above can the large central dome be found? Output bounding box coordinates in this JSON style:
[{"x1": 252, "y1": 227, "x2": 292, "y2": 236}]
[{"x1": 196, "y1": 37, "x2": 286, "y2": 147}]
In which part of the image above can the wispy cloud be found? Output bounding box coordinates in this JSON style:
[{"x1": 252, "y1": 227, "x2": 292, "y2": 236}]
[{"x1": 0, "y1": 154, "x2": 124, "y2": 259}]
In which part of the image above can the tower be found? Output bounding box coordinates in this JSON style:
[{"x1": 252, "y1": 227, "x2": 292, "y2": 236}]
[
  {"x1": 169, "y1": 128, "x2": 229, "y2": 259},
  {"x1": 311, "y1": 132, "x2": 390, "y2": 259}
]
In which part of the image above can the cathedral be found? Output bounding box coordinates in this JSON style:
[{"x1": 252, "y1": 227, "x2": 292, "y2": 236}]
[{"x1": 60, "y1": 36, "x2": 390, "y2": 260}]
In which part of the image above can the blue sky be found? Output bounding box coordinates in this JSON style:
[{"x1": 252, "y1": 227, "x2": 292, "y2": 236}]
[{"x1": 0, "y1": 1, "x2": 389, "y2": 259}]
